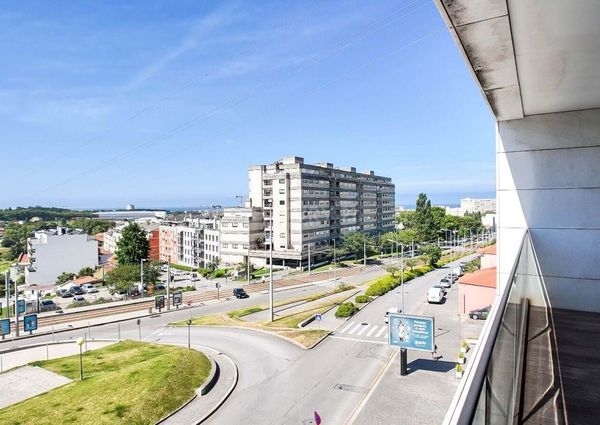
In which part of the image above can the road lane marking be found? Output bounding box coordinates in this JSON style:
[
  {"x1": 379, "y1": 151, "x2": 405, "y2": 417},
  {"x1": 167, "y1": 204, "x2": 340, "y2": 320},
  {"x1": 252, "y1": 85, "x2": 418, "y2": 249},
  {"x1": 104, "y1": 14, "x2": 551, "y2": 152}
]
[
  {"x1": 347, "y1": 323, "x2": 362, "y2": 335},
  {"x1": 356, "y1": 324, "x2": 370, "y2": 336},
  {"x1": 340, "y1": 322, "x2": 356, "y2": 334},
  {"x1": 376, "y1": 327, "x2": 387, "y2": 338},
  {"x1": 329, "y1": 335, "x2": 388, "y2": 345},
  {"x1": 366, "y1": 325, "x2": 378, "y2": 337}
]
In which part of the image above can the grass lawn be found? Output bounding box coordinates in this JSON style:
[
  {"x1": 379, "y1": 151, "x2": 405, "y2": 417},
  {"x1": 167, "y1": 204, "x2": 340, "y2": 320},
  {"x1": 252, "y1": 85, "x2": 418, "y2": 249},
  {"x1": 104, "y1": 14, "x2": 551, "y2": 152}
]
[{"x1": 0, "y1": 340, "x2": 211, "y2": 425}]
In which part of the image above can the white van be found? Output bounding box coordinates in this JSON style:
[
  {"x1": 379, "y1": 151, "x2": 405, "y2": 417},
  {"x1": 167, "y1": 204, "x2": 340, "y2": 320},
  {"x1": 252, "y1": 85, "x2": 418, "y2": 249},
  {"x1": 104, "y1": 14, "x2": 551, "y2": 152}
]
[{"x1": 427, "y1": 287, "x2": 444, "y2": 304}]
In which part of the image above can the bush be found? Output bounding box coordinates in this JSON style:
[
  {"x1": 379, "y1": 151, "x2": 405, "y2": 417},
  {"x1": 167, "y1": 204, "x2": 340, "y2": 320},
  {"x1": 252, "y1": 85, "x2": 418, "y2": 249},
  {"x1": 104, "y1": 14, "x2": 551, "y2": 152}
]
[
  {"x1": 335, "y1": 302, "x2": 358, "y2": 318},
  {"x1": 355, "y1": 295, "x2": 372, "y2": 304},
  {"x1": 365, "y1": 275, "x2": 397, "y2": 297},
  {"x1": 210, "y1": 268, "x2": 228, "y2": 279},
  {"x1": 196, "y1": 267, "x2": 211, "y2": 277}
]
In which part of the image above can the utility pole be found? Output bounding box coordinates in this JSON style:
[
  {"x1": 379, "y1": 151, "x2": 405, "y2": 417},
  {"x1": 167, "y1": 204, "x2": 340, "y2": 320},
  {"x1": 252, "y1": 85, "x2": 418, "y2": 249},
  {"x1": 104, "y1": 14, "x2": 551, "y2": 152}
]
[
  {"x1": 4, "y1": 271, "x2": 9, "y2": 319},
  {"x1": 308, "y1": 244, "x2": 311, "y2": 275},
  {"x1": 140, "y1": 258, "x2": 146, "y2": 298},
  {"x1": 15, "y1": 279, "x2": 19, "y2": 337},
  {"x1": 269, "y1": 204, "x2": 274, "y2": 322},
  {"x1": 363, "y1": 239, "x2": 366, "y2": 267},
  {"x1": 333, "y1": 238, "x2": 337, "y2": 287},
  {"x1": 166, "y1": 260, "x2": 171, "y2": 311},
  {"x1": 247, "y1": 243, "x2": 251, "y2": 285}
]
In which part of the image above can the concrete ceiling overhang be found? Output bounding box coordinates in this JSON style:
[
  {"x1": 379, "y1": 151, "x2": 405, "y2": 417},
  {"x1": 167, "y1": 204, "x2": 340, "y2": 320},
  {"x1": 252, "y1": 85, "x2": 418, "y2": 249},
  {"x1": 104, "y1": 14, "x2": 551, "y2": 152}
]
[{"x1": 435, "y1": 0, "x2": 600, "y2": 121}]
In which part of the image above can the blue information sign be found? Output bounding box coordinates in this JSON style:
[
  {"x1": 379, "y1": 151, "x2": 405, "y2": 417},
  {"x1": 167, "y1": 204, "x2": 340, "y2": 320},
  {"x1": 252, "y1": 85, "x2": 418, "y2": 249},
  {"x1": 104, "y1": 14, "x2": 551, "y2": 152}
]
[
  {"x1": 388, "y1": 314, "x2": 434, "y2": 352},
  {"x1": 23, "y1": 314, "x2": 38, "y2": 332},
  {"x1": 17, "y1": 299, "x2": 26, "y2": 314},
  {"x1": 0, "y1": 318, "x2": 10, "y2": 336},
  {"x1": 314, "y1": 314, "x2": 322, "y2": 321}
]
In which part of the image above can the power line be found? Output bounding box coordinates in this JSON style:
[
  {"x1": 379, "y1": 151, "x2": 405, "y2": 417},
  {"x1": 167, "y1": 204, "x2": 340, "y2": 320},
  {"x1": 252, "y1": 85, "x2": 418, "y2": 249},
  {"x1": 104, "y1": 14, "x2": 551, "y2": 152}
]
[{"x1": 31, "y1": 0, "x2": 428, "y2": 199}]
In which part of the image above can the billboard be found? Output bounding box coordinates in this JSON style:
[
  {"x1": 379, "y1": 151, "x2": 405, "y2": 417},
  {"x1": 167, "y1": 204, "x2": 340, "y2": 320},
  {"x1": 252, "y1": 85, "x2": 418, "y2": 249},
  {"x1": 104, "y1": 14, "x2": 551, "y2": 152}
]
[
  {"x1": 155, "y1": 295, "x2": 165, "y2": 310},
  {"x1": 17, "y1": 299, "x2": 26, "y2": 314},
  {"x1": 23, "y1": 314, "x2": 38, "y2": 332},
  {"x1": 0, "y1": 319, "x2": 10, "y2": 336},
  {"x1": 172, "y1": 292, "x2": 182, "y2": 306},
  {"x1": 388, "y1": 313, "x2": 434, "y2": 352}
]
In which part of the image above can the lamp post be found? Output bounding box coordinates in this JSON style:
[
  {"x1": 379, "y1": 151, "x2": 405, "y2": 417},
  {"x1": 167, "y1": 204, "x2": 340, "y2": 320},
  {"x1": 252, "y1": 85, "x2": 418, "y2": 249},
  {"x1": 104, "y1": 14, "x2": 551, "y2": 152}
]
[
  {"x1": 140, "y1": 258, "x2": 146, "y2": 298},
  {"x1": 269, "y1": 202, "x2": 274, "y2": 322},
  {"x1": 76, "y1": 337, "x2": 85, "y2": 380}
]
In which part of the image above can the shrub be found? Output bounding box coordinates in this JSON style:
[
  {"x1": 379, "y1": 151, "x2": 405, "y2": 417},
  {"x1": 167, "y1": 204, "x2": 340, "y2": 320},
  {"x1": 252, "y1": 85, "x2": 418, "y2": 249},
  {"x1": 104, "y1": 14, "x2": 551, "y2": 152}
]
[
  {"x1": 197, "y1": 267, "x2": 211, "y2": 277},
  {"x1": 365, "y1": 275, "x2": 396, "y2": 297},
  {"x1": 210, "y1": 268, "x2": 228, "y2": 279},
  {"x1": 355, "y1": 295, "x2": 372, "y2": 304},
  {"x1": 335, "y1": 302, "x2": 358, "y2": 318}
]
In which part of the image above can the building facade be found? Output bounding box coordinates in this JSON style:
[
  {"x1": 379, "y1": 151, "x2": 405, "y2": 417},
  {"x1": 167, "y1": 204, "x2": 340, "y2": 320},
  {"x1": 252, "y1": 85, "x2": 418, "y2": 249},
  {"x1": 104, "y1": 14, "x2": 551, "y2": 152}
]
[
  {"x1": 25, "y1": 229, "x2": 99, "y2": 285},
  {"x1": 460, "y1": 198, "x2": 496, "y2": 214},
  {"x1": 219, "y1": 207, "x2": 265, "y2": 266},
  {"x1": 248, "y1": 157, "x2": 395, "y2": 268}
]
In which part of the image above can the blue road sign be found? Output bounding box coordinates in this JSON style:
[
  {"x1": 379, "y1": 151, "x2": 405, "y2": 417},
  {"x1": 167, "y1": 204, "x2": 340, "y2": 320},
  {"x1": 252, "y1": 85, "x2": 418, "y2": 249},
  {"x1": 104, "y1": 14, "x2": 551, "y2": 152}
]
[
  {"x1": 0, "y1": 318, "x2": 10, "y2": 336},
  {"x1": 23, "y1": 314, "x2": 38, "y2": 332},
  {"x1": 388, "y1": 313, "x2": 434, "y2": 352},
  {"x1": 17, "y1": 299, "x2": 26, "y2": 314},
  {"x1": 314, "y1": 314, "x2": 322, "y2": 321}
]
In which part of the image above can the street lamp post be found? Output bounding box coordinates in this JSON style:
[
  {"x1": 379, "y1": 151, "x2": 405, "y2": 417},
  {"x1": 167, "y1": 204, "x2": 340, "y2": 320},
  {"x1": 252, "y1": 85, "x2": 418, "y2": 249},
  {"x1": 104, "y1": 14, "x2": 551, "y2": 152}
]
[
  {"x1": 269, "y1": 203, "x2": 274, "y2": 322},
  {"x1": 140, "y1": 258, "x2": 146, "y2": 298},
  {"x1": 76, "y1": 337, "x2": 85, "y2": 380}
]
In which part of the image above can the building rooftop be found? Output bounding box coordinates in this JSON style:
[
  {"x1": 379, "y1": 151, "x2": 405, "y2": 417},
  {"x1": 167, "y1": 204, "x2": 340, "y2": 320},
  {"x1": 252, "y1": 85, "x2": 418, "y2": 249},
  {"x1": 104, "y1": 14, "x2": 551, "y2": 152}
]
[
  {"x1": 458, "y1": 267, "x2": 496, "y2": 288},
  {"x1": 478, "y1": 244, "x2": 496, "y2": 255}
]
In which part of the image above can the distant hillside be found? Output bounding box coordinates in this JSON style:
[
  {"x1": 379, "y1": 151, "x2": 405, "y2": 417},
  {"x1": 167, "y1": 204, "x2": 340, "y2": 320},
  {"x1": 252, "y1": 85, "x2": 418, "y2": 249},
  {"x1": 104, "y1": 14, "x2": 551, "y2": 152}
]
[{"x1": 0, "y1": 207, "x2": 92, "y2": 222}]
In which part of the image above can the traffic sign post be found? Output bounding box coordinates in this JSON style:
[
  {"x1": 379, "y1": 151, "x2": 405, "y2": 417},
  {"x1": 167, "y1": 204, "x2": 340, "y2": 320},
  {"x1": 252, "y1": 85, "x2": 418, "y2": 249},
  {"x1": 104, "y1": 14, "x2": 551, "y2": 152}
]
[
  {"x1": 136, "y1": 318, "x2": 141, "y2": 341},
  {"x1": 314, "y1": 314, "x2": 322, "y2": 332},
  {"x1": 23, "y1": 314, "x2": 38, "y2": 335},
  {"x1": 215, "y1": 282, "x2": 221, "y2": 301}
]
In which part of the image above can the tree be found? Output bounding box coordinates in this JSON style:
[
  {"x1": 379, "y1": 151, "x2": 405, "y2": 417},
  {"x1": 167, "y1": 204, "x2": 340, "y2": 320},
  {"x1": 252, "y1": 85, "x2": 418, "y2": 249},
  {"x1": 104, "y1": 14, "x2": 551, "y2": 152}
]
[
  {"x1": 78, "y1": 267, "x2": 95, "y2": 277},
  {"x1": 115, "y1": 223, "x2": 149, "y2": 265},
  {"x1": 405, "y1": 258, "x2": 418, "y2": 271},
  {"x1": 56, "y1": 272, "x2": 76, "y2": 284},
  {"x1": 143, "y1": 261, "x2": 162, "y2": 285},
  {"x1": 340, "y1": 232, "x2": 374, "y2": 260},
  {"x1": 16, "y1": 274, "x2": 25, "y2": 285},
  {"x1": 414, "y1": 193, "x2": 435, "y2": 242},
  {"x1": 105, "y1": 264, "x2": 139, "y2": 293},
  {"x1": 422, "y1": 245, "x2": 442, "y2": 267}
]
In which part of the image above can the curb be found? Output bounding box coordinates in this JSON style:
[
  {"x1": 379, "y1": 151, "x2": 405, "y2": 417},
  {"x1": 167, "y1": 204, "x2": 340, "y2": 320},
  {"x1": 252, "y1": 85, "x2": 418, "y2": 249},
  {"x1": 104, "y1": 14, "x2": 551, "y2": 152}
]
[
  {"x1": 298, "y1": 289, "x2": 360, "y2": 328},
  {"x1": 0, "y1": 338, "x2": 119, "y2": 355},
  {"x1": 199, "y1": 357, "x2": 219, "y2": 396},
  {"x1": 196, "y1": 352, "x2": 239, "y2": 424}
]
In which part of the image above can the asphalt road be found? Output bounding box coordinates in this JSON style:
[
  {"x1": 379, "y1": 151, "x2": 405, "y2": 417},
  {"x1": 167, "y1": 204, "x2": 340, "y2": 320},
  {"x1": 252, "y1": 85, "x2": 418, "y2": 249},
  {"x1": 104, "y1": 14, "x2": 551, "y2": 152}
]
[{"x1": 0, "y1": 257, "x2": 474, "y2": 425}]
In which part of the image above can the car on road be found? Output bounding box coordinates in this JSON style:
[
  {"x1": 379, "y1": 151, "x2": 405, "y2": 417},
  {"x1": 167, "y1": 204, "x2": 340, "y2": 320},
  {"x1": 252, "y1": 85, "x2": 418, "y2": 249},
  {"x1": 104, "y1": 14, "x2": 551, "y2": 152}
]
[
  {"x1": 72, "y1": 295, "x2": 86, "y2": 302},
  {"x1": 439, "y1": 278, "x2": 452, "y2": 289},
  {"x1": 384, "y1": 307, "x2": 402, "y2": 324},
  {"x1": 82, "y1": 284, "x2": 99, "y2": 293},
  {"x1": 469, "y1": 305, "x2": 491, "y2": 320},
  {"x1": 56, "y1": 289, "x2": 73, "y2": 298},
  {"x1": 39, "y1": 299, "x2": 57, "y2": 312},
  {"x1": 233, "y1": 288, "x2": 249, "y2": 299},
  {"x1": 427, "y1": 287, "x2": 444, "y2": 304},
  {"x1": 431, "y1": 284, "x2": 447, "y2": 296},
  {"x1": 69, "y1": 286, "x2": 84, "y2": 295}
]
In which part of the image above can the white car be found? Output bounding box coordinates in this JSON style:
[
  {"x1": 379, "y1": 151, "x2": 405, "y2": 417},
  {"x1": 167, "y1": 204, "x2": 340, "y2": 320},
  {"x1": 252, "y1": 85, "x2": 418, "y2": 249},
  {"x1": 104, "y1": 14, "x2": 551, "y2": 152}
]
[
  {"x1": 384, "y1": 307, "x2": 402, "y2": 324},
  {"x1": 427, "y1": 287, "x2": 444, "y2": 304},
  {"x1": 82, "y1": 284, "x2": 99, "y2": 293}
]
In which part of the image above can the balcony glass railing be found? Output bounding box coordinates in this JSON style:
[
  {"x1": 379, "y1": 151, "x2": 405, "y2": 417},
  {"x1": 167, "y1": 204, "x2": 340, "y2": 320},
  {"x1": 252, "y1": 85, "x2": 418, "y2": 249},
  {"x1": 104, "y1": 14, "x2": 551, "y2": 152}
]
[{"x1": 445, "y1": 232, "x2": 567, "y2": 425}]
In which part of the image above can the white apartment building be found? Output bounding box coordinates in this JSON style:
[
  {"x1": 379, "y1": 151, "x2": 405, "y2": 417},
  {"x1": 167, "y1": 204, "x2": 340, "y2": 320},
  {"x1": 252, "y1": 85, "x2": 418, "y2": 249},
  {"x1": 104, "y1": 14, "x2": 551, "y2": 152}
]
[
  {"x1": 220, "y1": 207, "x2": 265, "y2": 266},
  {"x1": 25, "y1": 228, "x2": 99, "y2": 285},
  {"x1": 159, "y1": 218, "x2": 221, "y2": 268},
  {"x1": 460, "y1": 197, "x2": 496, "y2": 214},
  {"x1": 248, "y1": 157, "x2": 395, "y2": 268},
  {"x1": 203, "y1": 225, "x2": 220, "y2": 267}
]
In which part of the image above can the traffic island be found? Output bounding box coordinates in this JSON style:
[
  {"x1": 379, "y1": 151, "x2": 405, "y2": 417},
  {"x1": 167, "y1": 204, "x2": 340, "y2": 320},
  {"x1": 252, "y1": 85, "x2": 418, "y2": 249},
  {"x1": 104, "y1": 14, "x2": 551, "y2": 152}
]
[{"x1": 0, "y1": 340, "x2": 212, "y2": 425}]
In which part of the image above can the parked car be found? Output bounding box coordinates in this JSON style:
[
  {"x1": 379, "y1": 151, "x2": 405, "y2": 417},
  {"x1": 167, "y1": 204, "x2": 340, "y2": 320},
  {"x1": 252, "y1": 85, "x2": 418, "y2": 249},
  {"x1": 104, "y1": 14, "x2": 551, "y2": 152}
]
[
  {"x1": 446, "y1": 273, "x2": 458, "y2": 283},
  {"x1": 384, "y1": 307, "x2": 402, "y2": 324},
  {"x1": 39, "y1": 299, "x2": 57, "y2": 312},
  {"x1": 469, "y1": 305, "x2": 491, "y2": 320},
  {"x1": 82, "y1": 284, "x2": 99, "y2": 293},
  {"x1": 72, "y1": 295, "x2": 86, "y2": 302},
  {"x1": 439, "y1": 278, "x2": 452, "y2": 289},
  {"x1": 427, "y1": 287, "x2": 444, "y2": 304},
  {"x1": 155, "y1": 284, "x2": 166, "y2": 291},
  {"x1": 233, "y1": 288, "x2": 249, "y2": 299},
  {"x1": 69, "y1": 286, "x2": 84, "y2": 295},
  {"x1": 56, "y1": 289, "x2": 73, "y2": 298},
  {"x1": 431, "y1": 284, "x2": 447, "y2": 296}
]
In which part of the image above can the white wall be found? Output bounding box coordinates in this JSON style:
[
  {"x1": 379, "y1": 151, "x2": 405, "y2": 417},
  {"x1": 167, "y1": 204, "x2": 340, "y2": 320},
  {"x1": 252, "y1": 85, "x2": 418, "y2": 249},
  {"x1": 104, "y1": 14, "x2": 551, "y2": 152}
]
[{"x1": 497, "y1": 108, "x2": 600, "y2": 312}]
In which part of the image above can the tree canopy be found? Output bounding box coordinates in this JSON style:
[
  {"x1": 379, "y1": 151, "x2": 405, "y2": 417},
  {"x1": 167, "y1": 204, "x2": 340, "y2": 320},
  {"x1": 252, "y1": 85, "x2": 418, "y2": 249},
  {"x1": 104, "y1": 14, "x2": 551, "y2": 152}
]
[
  {"x1": 115, "y1": 223, "x2": 149, "y2": 265},
  {"x1": 340, "y1": 232, "x2": 375, "y2": 260}
]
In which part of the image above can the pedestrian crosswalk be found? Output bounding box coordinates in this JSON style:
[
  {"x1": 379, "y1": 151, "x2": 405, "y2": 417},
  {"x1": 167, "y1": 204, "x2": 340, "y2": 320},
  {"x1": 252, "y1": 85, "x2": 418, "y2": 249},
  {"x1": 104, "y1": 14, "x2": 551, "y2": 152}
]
[{"x1": 335, "y1": 321, "x2": 388, "y2": 341}]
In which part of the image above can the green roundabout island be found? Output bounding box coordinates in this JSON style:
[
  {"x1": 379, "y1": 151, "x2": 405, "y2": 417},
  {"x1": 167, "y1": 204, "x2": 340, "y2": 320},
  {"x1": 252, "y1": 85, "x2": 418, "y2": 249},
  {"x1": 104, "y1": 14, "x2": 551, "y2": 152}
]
[{"x1": 0, "y1": 340, "x2": 211, "y2": 425}]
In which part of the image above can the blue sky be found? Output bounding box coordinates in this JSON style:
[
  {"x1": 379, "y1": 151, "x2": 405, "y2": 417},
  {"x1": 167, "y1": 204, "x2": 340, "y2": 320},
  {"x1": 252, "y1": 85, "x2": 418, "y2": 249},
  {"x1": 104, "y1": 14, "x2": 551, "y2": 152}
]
[{"x1": 0, "y1": 0, "x2": 495, "y2": 209}]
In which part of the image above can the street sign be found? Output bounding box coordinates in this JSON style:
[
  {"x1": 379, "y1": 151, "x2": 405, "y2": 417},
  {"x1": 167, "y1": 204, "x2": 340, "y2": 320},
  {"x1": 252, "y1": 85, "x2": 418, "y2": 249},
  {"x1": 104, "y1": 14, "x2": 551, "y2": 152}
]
[
  {"x1": 23, "y1": 314, "x2": 38, "y2": 332},
  {"x1": 17, "y1": 299, "x2": 25, "y2": 314},
  {"x1": 314, "y1": 314, "x2": 322, "y2": 321},
  {"x1": 0, "y1": 318, "x2": 10, "y2": 336},
  {"x1": 172, "y1": 292, "x2": 183, "y2": 307},
  {"x1": 215, "y1": 282, "x2": 221, "y2": 289},
  {"x1": 155, "y1": 295, "x2": 165, "y2": 310},
  {"x1": 388, "y1": 313, "x2": 434, "y2": 352}
]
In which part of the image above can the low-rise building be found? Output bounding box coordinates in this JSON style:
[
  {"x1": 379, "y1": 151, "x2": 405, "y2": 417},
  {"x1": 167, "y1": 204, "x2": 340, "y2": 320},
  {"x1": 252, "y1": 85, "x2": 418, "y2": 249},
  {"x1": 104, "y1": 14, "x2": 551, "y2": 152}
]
[
  {"x1": 460, "y1": 198, "x2": 496, "y2": 214},
  {"x1": 25, "y1": 228, "x2": 99, "y2": 285},
  {"x1": 219, "y1": 207, "x2": 265, "y2": 266}
]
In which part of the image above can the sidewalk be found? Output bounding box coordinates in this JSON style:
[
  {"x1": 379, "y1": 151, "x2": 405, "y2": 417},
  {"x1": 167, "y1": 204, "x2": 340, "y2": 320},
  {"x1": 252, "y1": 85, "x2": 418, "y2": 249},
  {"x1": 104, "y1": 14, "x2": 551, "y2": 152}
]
[
  {"x1": 352, "y1": 262, "x2": 485, "y2": 425},
  {"x1": 161, "y1": 345, "x2": 238, "y2": 425}
]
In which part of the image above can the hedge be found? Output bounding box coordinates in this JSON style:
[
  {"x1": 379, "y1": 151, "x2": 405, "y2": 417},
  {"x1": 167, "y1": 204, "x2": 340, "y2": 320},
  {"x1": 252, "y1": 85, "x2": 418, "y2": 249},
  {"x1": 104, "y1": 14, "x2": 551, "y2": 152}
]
[
  {"x1": 355, "y1": 295, "x2": 372, "y2": 304},
  {"x1": 335, "y1": 302, "x2": 358, "y2": 318},
  {"x1": 364, "y1": 265, "x2": 436, "y2": 298}
]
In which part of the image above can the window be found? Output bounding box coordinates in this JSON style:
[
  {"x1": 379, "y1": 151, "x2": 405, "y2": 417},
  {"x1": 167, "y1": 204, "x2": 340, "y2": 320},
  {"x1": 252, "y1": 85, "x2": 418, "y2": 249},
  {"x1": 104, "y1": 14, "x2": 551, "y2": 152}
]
[
  {"x1": 242, "y1": 244, "x2": 248, "y2": 249},
  {"x1": 279, "y1": 178, "x2": 285, "y2": 184},
  {"x1": 222, "y1": 243, "x2": 228, "y2": 248},
  {"x1": 279, "y1": 200, "x2": 285, "y2": 205},
  {"x1": 243, "y1": 223, "x2": 249, "y2": 228},
  {"x1": 232, "y1": 223, "x2": 238, "y2": 227},
  {"x1": 232, "y1": 244, "x2": 238, "y2": 249},
  {"x1": 222, "y1": 222, "x2": 228, "y2": 227},
  {"x1": 279, "y1": 189, "x2": 285, "y2": 194},
  {"x1": 280, "y1": 233, "x2": 285, "y2": 238}
]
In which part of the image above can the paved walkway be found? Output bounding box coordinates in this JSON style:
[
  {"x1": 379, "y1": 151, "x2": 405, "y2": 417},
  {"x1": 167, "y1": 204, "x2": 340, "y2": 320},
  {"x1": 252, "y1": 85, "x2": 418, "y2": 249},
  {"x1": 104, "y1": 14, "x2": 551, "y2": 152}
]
[
  {"x1": 352, "y1": 258, "x2": 485, "y2": 425},
  {"x1": 161, "y1": 345, "x2": 237, "y2": 425},
  {"x1": 0, "y1": 340, "x2": 115, "y2": 373},
  {"x1": 0, "y1": 365, "x2": 72, "y2": 409}
]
